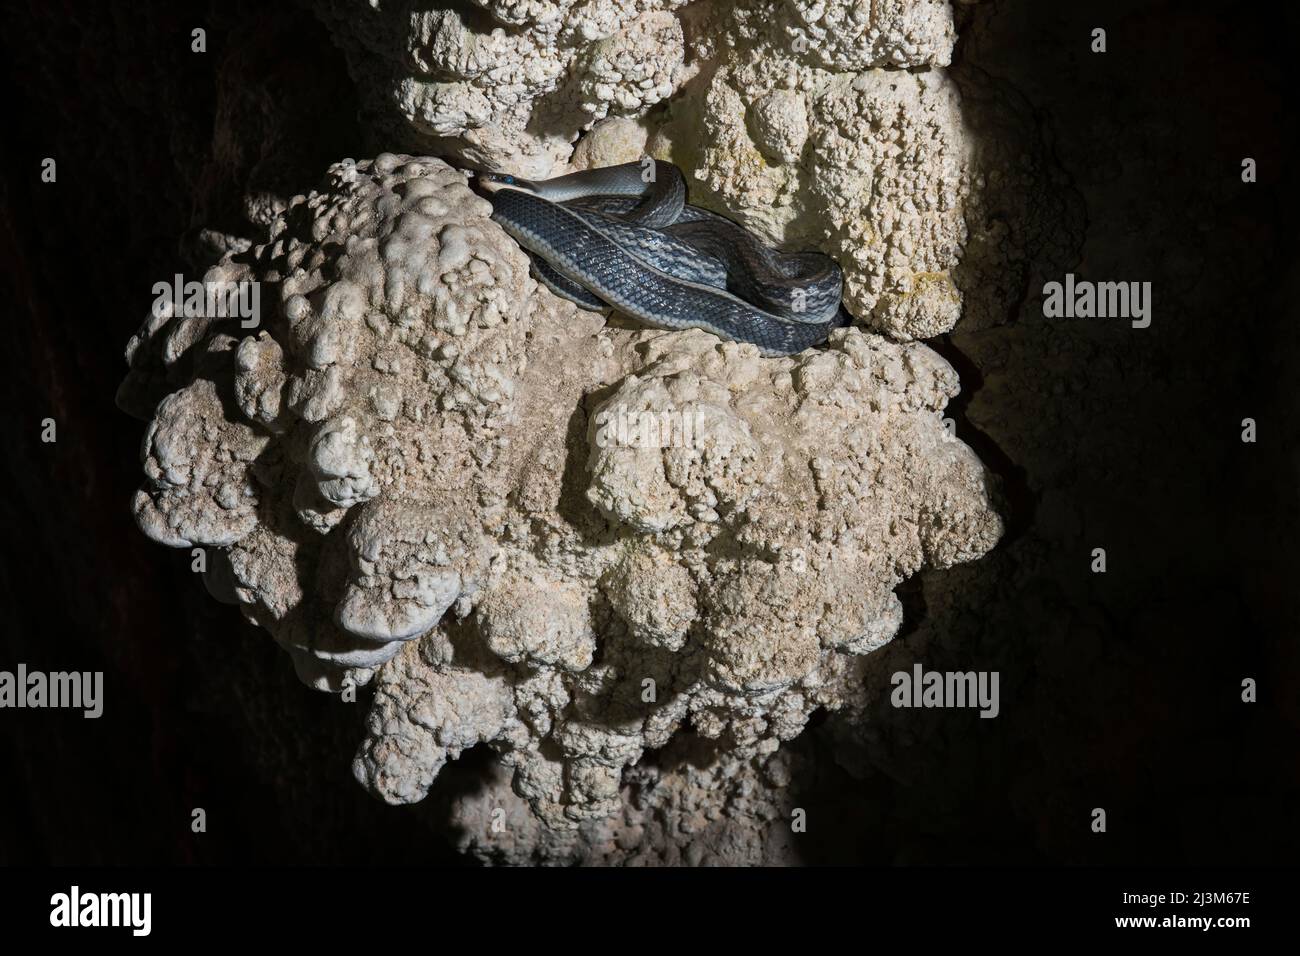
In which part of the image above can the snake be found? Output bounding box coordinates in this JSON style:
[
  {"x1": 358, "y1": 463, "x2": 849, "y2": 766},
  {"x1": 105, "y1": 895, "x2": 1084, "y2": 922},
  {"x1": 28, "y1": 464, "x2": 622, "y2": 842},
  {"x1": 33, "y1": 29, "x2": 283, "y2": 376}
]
[{"x1": 477, "y1": 160, "x2": 852, "y2": 356}]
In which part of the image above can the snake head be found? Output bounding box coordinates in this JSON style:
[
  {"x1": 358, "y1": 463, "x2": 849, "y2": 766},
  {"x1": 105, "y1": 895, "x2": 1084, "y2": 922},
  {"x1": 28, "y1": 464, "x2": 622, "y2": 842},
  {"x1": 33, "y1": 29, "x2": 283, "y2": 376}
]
[{"x1": 475, "y1": 171, "x2": 538, "y2": 194}]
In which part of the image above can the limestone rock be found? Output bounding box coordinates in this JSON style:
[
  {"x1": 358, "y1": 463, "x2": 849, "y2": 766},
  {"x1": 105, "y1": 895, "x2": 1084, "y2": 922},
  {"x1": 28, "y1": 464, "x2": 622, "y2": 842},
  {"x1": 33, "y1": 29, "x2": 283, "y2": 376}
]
[{"x1": 120, "y1": 152, "x2": 1001, "y2": 825}]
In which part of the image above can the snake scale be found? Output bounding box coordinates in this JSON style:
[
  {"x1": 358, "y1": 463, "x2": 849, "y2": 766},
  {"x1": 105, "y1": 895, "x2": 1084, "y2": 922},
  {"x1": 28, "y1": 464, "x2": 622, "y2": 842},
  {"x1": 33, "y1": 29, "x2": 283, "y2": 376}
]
[{"x1": 477, "y1": 160, "x2": 851, "y2": 356}]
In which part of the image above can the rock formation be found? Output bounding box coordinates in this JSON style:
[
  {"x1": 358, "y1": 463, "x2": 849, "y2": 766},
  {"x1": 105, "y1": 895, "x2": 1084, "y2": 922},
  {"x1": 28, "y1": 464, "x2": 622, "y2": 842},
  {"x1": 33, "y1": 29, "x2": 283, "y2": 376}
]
[{"x1": 119, "y1": 0, "x2": 1011, "y2": 862}]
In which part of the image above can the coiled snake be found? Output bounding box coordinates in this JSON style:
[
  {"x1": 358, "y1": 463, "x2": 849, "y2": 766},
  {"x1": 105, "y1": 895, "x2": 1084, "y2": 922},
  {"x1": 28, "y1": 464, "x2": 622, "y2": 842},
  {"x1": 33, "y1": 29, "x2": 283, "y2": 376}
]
[{"x1": 478, "y1": 160, "x2": 851, "y2": 356}]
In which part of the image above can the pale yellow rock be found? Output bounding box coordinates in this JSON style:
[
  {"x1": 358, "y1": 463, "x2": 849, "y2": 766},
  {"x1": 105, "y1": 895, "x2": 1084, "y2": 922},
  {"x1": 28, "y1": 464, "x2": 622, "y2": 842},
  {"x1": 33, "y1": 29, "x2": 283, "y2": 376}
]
[{"x1": 121, "y1": 153, "x2": 1001, "y2": 821}]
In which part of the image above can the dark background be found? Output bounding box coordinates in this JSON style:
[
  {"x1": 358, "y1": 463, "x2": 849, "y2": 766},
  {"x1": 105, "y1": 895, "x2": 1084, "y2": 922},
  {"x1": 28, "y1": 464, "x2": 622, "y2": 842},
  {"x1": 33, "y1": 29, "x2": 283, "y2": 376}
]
[{"x1": 1, "y1": 0, "x2": 1297, "y2": 866}]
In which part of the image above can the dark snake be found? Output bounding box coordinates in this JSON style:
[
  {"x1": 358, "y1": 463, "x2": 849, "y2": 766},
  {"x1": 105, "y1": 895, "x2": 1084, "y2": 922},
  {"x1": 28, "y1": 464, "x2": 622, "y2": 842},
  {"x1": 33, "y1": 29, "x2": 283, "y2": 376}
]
[{"x1": 477, "y1": 160, "x2": 851, "y2": 356}]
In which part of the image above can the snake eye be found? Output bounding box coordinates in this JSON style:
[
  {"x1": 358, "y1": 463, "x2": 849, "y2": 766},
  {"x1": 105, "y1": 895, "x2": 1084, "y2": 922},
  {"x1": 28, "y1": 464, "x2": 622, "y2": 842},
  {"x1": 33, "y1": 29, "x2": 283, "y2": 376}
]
[{"x1": 502, "y1": 175, "x2": 515, "y2": 184}]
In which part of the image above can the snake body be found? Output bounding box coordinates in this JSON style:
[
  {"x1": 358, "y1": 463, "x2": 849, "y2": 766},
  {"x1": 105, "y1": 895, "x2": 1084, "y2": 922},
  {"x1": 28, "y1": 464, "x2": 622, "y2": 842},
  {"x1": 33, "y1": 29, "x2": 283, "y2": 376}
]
[{"x1": 480, "y1": 161, "x2": 851, "y2": 356}]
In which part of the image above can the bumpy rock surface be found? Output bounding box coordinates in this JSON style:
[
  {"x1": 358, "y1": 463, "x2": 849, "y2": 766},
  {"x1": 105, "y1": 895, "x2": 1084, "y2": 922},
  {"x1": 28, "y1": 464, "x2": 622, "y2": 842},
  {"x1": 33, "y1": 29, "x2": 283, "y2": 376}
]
[
  {"x1": 652, "y1": 0, "x2": 967, "y2": 339},
  {"x1": 119, "y1": 152, "x2": 1001, "y2": 832},
  {"x1": 313, "y1": 0, "x2": 692, "y2": 178},
  {"x1": 116, "y1": 0, "x2": 1021, "y2": 863},
  {"x1": 445, "y1": 736, "x2": 807, "y2": 865}
]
